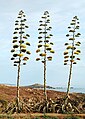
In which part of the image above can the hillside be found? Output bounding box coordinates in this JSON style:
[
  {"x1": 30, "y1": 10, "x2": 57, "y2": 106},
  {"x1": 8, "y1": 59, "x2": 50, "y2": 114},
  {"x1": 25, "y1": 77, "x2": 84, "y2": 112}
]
[
  {"x1": 26, "y1": 83, "x2": 55, "y2": 89},
  {"x1": 0, "y1": 84, "x2": 85, "y2": 114}
]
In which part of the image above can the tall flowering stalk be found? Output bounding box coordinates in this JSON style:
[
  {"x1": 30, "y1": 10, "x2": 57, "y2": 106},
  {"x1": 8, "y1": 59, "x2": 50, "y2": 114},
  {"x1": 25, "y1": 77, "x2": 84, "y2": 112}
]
[
  {"x1": 36, "y1": 11, "x2": 55, "y2": 103},
  {"x1": 64, "y1": 16, "x2": 81, "y2": 103},
  {"x1": 11, "y1": 10, "x2": 31, "y2": 112}
]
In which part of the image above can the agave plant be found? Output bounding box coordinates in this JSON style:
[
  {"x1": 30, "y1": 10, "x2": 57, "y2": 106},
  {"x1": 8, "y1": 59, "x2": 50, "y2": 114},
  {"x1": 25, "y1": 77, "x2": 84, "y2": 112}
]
[
  {"x1": 64, "y1": 16, "x2": 81, "y2": 104},
  {"x1": 36, "y1": 11, "x2": 55, "y2": 108},
  {"x1": 11, "y1": 10, "x2": 31, "y2": 112}
]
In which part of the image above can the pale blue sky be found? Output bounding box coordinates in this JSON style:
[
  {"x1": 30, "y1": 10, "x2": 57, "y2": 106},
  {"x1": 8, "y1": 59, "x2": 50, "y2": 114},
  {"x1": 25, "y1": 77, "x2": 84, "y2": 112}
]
[{"x1": 0, "y1": 0, "x2": 85, "y2": 88}]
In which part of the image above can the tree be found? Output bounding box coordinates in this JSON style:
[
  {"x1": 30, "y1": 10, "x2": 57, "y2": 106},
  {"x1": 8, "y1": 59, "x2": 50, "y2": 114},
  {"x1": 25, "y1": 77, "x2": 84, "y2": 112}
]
[
  {"x1": 11, "y1": 10, "x2": 31, "y2": 112},
  {"x1": 63, "y1": 16, "x2": 81, "y2": 105},
  {"x1": 36, "y1": 11, "x2": 55, "y2": 109}
]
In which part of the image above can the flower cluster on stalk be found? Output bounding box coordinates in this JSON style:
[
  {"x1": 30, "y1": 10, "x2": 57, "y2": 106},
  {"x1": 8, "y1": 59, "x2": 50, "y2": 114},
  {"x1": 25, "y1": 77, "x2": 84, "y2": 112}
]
[
  {"x1": 11, "y1": 10, "x2": 31, "y2": 66},
  {"x1": 64, "y1": 16, "x2": 81, "y2": 65},
  {"x1": 36, "y1": 11, "x2": 55, "y2": 63}
]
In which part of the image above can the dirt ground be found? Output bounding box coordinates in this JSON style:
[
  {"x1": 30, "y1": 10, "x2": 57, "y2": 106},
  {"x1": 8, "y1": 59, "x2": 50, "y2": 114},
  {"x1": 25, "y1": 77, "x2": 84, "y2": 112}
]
[
  {"x1": 0, "y1": 113, "x2": 85, "y2": 119},
  {"x1": 0, "y1": 84, "x2": 85, "y2": 115}
]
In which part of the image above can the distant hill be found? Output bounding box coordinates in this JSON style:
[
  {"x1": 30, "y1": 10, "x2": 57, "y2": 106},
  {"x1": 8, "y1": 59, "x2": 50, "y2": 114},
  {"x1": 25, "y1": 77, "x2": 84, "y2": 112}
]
[{"x1": 26, "y1": 83, "x2": 55, "y2": 89}]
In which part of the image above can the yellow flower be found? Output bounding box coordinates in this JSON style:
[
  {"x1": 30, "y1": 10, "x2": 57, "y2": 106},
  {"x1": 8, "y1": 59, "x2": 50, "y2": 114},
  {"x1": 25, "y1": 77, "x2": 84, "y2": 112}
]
[
  {"x1": 23, "y1": 36, "x2": 27, "y2": 39},
  {"x1": 64, "y1": 60, "x2": 68, "y2": 62},
  {"x1": 18, "y1": 54, "x2": 24, "y2": 57},
  {"x1": 11, "y1": 49, "x2": 15, "y2": 52},
  {"x1": 66, "y1": 46, "x2": 72, "y2": 49},
  {"x1": 38, "y1": 44, "x2": 42, "y2": 48},
  {"x1": 64, "y1": 51, "x2": 68, "y2": 55},
  {"x1": 64, "y1": 56, "x2": 69, "y2": 59},
  {"x1": 13, "y1": 44, "x2": 18, "y2": 48},
  {"x1": 50, "y1": 50, "x2": 55, "y2": 53},
  {"x1": 40, "y1": 53, "x2": 46, "y2": 56},
  {"x1": 44, "y1": 44, "x2": 49, "y2": 47},
  {"x1": 21, "y1": 44, "x2": 26, "y2": 48},
  {"x1": 70, "y1": 60, "x2": 74, "y2": 62},
  {"x1": 26, "y1": 42, "x2": 30, "y2": 46},
  {"x1": 64, "y1": 63, "x2": 67, "y2": 65},
  {"x1": 23, "y1": 57, "x2": 29, "y2": 61},
  {"x1": 36, "y1": 49, "x2": 40, "y2": 53},
  {"x1": 73, "y1": 62, "x2": 77, "y2": 64},
  {"x1": 12, "y1": 40, "x2": 17, "y2": 43},
  {"x1": 69, "y1": 38, "x2": 75, "y2": 40},
  {"x1": 26, "y1": 51, "x2": 31, "y2": 55},
  {"x1": 47, "y1": 56, "x2": 52, "y2": 61},
  {"x1": 46, "y1": 47, "x2": 51, "y2": 51},
  {"x1": 74, "y1": 51, "x2": 79, "y2": 55}
]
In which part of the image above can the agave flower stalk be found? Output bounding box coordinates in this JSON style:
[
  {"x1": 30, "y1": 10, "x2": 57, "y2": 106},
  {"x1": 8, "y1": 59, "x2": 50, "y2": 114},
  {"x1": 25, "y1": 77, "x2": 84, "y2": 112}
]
[
  {"x1": 11, "y1": 10, "x2": 31, "y2": 112},
  {"x1": 36, "y1": 11, "x2": 55, "y2": 106},
  {"x1": 64, "y1": 16, "x2": 81, "y2": 104}
]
